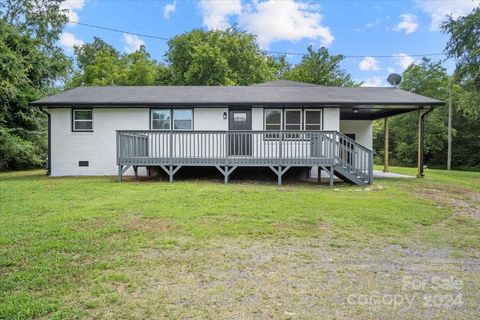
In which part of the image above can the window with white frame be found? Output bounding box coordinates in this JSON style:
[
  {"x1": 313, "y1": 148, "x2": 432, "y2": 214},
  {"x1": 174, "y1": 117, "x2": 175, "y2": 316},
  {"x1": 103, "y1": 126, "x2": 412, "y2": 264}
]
[
  {"x1": 284, "y1": 109, "x2": 302, "y2": 130},
  {"x1": 304, "y1": 110, "x2": 322, "y2": 130},
  {"x1": 151, "y1": 109, "x2": 171, "y2": 130},
  {"x1": 72, "y1": 109, "x2": 93, "y2": 132},
  {"x1": 173, "y1": 109, "x2": 193, "y2": 130},
  {"x1": 265, "y1": 109, "x2": 282, "y2": 130}
]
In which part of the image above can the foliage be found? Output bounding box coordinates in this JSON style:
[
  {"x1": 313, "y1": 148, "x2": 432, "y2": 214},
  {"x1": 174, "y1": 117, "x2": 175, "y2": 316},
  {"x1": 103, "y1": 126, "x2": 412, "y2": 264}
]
[
  {"x1": 441, "y1": 6, "x2": 480, "y2": 119},
  {"x1": 0, "y1": 8, "x2": 69, "y2": 170},
  {"x1": 373, "y1": 58, "x2": 480, "y2": 170},
  {"x1": 166, "y1": 27, "x2": 284, "y2": 85},
  {"x1": 69, "y1": 39, "x2": 170, "y2": 86},
  {"x1": 441, "y1": 7, "x2": 480, "y2": 90},
  {"x1": 285, "y1": 46, "x2": 358, "y2": 86}
]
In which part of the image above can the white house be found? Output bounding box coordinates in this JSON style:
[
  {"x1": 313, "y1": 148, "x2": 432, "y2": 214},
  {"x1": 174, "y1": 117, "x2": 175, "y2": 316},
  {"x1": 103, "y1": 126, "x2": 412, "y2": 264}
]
[{"x1": 30, "y1": 80, "x2": 442, "y2": 186}]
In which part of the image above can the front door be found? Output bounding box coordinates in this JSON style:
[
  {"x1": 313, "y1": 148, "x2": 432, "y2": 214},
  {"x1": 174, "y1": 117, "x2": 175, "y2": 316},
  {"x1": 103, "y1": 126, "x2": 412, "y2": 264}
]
[{"x1": 229, "y1": 109, "x2": 252, "y2": 156}]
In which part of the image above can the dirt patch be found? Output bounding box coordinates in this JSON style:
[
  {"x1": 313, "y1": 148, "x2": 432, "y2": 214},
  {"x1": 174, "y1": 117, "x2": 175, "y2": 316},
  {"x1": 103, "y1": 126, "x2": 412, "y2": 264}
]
[{"x1": 412, "y1": 185, "x2": 480, "y2": 218}]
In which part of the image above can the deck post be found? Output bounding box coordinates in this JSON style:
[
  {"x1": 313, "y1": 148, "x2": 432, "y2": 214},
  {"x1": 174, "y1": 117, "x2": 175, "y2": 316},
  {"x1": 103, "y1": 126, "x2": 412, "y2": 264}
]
[
  {"x1": 169, "y1": 165, "x2": 174, "y2": 182},
  {"x1": 317, "y1": 167, "x2": 322, "y2": 183},
  {"x1": 224, "y1": 165, "x2": 229, "y2": 183},
  {"x1": 278, "y1": 165, "x2": 282, "y2": 185},
  {"x1": 133, "y1": 166, "x2": 138, "y2": 180},
  {"x1": 117, "y1": 165, "x2": 123, "y2": 182},
  {"x1": 329, "y1": 166, "x2": 334, "y2": 188},
  {"x1": 383, "y1": 117, "x2": 389, "y2": 172}
]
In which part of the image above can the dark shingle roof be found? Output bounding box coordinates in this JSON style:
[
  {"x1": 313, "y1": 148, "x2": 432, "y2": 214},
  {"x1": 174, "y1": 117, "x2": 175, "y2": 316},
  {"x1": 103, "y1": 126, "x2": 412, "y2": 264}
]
[{"x1": 30, "y1": 80, "x2": 443, "y2": 107}]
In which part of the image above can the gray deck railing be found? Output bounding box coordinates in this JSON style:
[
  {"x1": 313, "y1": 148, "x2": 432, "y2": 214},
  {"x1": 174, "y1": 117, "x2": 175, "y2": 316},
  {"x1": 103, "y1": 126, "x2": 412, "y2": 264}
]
[{"x1": 116, "y1": 130, "x2": 373, "y2": 184}]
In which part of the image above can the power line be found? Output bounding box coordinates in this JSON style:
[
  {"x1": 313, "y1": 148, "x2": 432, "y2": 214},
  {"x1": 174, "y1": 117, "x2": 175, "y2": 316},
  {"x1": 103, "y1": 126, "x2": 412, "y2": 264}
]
[{"x1": 69, "y1": 20, "x2": 447, "y2": 59}]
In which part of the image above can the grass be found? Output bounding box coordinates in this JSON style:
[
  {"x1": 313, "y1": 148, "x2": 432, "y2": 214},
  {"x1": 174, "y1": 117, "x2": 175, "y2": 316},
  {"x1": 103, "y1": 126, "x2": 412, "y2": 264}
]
[{"x1": 1, "y1": 168, "x2": 479, "y2": 319}]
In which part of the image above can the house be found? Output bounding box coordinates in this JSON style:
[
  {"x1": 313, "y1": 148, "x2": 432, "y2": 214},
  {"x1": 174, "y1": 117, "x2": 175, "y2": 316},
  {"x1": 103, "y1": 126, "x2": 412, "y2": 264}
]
[{"x1": 30, "y1": 80, "x2": 443, "y2": 186}]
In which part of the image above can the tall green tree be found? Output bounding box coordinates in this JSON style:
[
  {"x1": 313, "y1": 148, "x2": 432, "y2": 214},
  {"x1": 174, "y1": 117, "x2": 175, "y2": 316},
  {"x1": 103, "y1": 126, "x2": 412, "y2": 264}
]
[
  {"x1": 0, "y1": 0, "x2": 70, "y2": 170},
  {"x1": 166, "y1": 27, "x2": 284, "y2": 85},
  {"x1": 441, "y1": 6, "x2": 480, "y2": 119},
  {"x1": 285, "y1": 46, "x2": 358, "y2": 86}
]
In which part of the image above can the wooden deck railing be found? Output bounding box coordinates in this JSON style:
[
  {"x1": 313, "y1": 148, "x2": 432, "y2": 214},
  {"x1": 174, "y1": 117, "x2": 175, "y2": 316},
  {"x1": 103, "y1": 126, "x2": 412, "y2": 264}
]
[{"x1": 116, "y1": 130, "x2": 373, "y2": 185}]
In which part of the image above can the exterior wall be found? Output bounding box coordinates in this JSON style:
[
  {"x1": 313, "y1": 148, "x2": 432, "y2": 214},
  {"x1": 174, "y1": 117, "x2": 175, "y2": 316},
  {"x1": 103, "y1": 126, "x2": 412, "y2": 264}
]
[
  {"x1": 323, "y1": 108, "x2": 340, "y2": 131},
  {"x1": 49, "y1": 107, "x2": 149, "y2": 176},
  {"x1": 339, "y1": 120, "x2": 373, "y2": 149},
  {"x1": 194, "y1": 107, "x2": 228, "y2": 130}
]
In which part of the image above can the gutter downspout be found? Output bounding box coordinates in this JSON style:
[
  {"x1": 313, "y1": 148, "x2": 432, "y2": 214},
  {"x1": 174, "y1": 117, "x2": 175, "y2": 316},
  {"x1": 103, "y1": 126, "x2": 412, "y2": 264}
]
[
  {"x1": 417, "y1": 106, "x2": 434, "y2": 178},
  {"x1": 39, "y1": 107, "x2": 51, "y2": 176}
]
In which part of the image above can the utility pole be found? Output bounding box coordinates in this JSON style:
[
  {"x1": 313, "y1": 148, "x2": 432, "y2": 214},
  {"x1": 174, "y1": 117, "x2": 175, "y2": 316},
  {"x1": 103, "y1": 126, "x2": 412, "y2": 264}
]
[{"x1": 447, "y1": 84, "x2": 452, "y2": 171}]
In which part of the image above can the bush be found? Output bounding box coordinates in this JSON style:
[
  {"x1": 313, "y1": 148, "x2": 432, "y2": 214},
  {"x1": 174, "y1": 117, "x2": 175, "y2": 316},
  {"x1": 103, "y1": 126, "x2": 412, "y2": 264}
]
[{"x1": 0, "y1": 128, "x2": 46, "y2": 170}]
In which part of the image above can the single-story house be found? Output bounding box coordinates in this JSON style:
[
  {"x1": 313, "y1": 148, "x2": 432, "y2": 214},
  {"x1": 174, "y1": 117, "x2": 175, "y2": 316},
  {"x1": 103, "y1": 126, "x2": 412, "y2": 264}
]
[{"x1": 30, "y1": 80, "x2": 443, "y2": 186}]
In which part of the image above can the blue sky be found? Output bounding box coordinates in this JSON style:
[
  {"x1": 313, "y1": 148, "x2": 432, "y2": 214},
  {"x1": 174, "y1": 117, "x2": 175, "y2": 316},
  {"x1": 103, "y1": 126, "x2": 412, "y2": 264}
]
[{"x1": 59, "y1": 0, "x2": 479, "y2": 86}]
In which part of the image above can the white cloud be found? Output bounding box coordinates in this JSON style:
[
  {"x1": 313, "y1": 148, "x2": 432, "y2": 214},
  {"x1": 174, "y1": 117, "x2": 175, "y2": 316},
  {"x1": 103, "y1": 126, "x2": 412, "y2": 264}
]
[
  {"x1": 163, "y1": 1, "x2": 177, "y2": 19},
  {"x1": 199, "y1": 0, "x2": 242, "y2": 29},
  {"x1": 361, "y1": 76, "x2": 383, "y2": 87},
  {"x1": 417, "y1": 0, "x2": 479, "y2": 30},
  {"x1": 59, "y1": 32, "x2": 84, "y2": 52},
  {"x1": 393, "y1": 14, "x2": 419, "y2": 34},
  {"x1": 387, "y1": 67, "x2": 396, "y2": 73},
  {"x1": 123, "y1": 34, "x2": 145, "y2": 53},
  {"x1": 198, "y1": 0, "x2": 334, "y2": 49},
  {"x1": 393, "y1": 53, "x2": 416, "y2": 70},
  {"x1": 359, "y1": 56, "x2": 380, "y2": 71},
  {"x1": 239, "y1": 0, "x2": 334, "y2": 49},
  {"x1": 60, "y1": 0, "x2": 85, "y2": 23}
]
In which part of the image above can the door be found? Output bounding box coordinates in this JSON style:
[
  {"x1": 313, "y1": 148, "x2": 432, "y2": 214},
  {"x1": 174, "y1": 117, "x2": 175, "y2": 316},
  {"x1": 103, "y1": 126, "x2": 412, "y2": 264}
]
[{"x1": 229, "y1": 109, "x2": 252, "y2": 156}]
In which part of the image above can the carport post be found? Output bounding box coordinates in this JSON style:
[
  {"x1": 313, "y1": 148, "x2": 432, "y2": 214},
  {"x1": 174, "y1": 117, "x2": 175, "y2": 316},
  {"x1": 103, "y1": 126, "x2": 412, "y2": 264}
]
[
  {"x1": 417, "y1": 107, "x2": 433, "y2": 178},
  {"x1": 383, "y1": 117, "x2": 389, "y2": 172}
]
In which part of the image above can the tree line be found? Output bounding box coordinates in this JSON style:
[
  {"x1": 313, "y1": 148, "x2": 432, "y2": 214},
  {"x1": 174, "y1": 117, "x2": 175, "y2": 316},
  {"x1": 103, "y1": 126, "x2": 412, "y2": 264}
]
[{"x1": 1, "y1": 1, "x2": 479, "y2": 171}]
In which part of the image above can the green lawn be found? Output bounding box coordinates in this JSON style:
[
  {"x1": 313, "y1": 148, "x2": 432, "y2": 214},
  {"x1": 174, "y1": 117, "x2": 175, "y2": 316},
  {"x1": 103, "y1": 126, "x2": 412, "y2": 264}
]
[{"x1": 1, "y1": 169, "x2": 479, "y2": 319}]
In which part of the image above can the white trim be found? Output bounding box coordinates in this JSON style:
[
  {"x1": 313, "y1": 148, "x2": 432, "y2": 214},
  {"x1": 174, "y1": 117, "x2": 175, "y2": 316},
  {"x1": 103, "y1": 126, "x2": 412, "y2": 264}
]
[
  {"x1": 304, "y1": 109, "x2": 322, "y2": 130},
  {"x1": 73, "y1": 109, "x2": 93, "y2": 132}
]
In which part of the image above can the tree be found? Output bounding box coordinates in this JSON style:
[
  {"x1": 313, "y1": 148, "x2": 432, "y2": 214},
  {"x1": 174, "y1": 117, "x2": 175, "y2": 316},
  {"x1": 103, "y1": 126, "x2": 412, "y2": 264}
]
[
  {"x1": 69, "y1": 40, "x2": 170, "y2": 87},
  {"x1": 285, "y1": 46, "x2": 358, "y2": 87},
  {"x1": 166, "y1": 27, "x2": 282, "y2": 85},
  {"x1": 0, "y1": 1, "x2": 70, "y2": 170},
  {"x1": 441, "y1": 6, "x2": 480, "y2": 119}
]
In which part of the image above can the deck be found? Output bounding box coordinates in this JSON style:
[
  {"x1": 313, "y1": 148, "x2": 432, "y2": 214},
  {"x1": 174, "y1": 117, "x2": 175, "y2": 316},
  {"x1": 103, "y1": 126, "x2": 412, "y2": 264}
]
[{"x1": 116, "y1": 130, "x2": 373, "y2": 186}]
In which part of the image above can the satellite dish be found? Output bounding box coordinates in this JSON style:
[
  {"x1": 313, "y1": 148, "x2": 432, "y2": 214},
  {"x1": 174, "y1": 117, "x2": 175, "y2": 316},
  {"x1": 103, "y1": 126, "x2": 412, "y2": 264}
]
[{"x1": 387, "y1": 73, "x2": 402, "y2": 87}]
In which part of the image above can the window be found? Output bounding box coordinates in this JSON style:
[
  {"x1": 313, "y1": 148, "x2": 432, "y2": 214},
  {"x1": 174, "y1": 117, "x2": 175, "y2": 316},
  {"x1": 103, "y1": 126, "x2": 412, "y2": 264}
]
[
  {"x1": 304, "y1": 110, "x2": 322, "y2": 130},
  {"x1": 265, "y1": 109, "x2": 282, "y2": 130},
  {"x1": 173, "y1": 109, "x2": 193, "y2": 130},
  {"x1": 285, "y1": 109, "x2": 302, "y2": 130},
  {"x1": 73, "y1": 109, "x2": 93, "y2": 131},
  {"x1": 233, "y1": 112, "x2": 247, "y2": 122},
  {"x1": 152, "y1": 109, "x2": 171, "y2": 130}
]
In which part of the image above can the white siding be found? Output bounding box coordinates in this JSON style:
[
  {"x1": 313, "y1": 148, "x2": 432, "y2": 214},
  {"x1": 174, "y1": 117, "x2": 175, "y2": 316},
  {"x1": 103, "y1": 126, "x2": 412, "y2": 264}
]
[
  {"x1": 323, "y1": 108, "x2": 340, "y2": 131},
  {"x1": 49, "y1": 108, "x2": 149, "y2": 176},
  {"x1": 194, "y1": 107, "x2": 228, "y2": 130},
  {"x1": 340, "y1": 120, "x2": 373, "y2": 149}
]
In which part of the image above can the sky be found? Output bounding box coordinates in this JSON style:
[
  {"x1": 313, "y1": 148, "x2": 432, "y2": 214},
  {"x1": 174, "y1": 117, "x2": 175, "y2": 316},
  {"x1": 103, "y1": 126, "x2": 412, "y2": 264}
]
[{"x1": 59, "y1": 0, "x2": 479, "y2": 86}]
